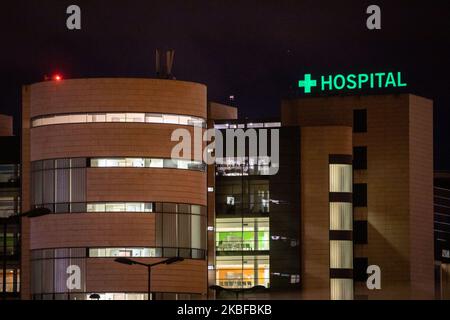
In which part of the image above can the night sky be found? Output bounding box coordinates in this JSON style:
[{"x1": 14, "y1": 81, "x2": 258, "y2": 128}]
[{"x1": 1, "y1": 1, "x2": 449, "y2": 169}]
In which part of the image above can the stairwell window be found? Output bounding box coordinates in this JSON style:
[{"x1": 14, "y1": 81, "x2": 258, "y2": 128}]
[{"x1": 329, "y1": 164, "x2": 352, "y2": 193}]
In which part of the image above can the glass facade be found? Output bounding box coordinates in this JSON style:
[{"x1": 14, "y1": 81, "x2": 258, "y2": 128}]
[
  {"x1": 215, "y1": 174, "x2": 271, "y2": 291},
  {"x1": 31, "y1": 158, "x2": 86, "y2": 210},
  {"x1": 216, "y1": 255, "x2": 270, "y2": 289},
  {"x1": 0, "y1": 139, "x2": 21, "y2": 299},
  {"x1": 0, "y1": 164, "x2": 20, "y2": 185},
  {"x1": 216, "y1": 218, "x2": 269, "y2": 252},
  {"x1": 215, "y1": 178, "x2": 270, "y2": 216},
  {"x1": 0, "y1": 164, "x2": 20, "y2": 218},
  {"x1": 216, "y1": 157, "x2": 272, "y2": 176}
]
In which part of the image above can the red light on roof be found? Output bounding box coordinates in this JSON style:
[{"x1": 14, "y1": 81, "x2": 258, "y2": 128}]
[{"x1": 53, "y1": 74, "x2": 62, "y2": 81}]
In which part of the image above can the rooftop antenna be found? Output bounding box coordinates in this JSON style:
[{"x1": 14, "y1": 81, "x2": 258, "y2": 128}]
[
  {"x1": 155, "y1": 49, "x2": 176, "y2": 79},
  {"x1": 166, "y1": 49, "x2": 175, "y2": 79},
  {"x1": 155, "y1": 49, "x2": 161, "y2": 78}
]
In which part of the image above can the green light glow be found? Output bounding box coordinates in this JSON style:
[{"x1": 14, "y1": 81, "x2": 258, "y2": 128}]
[{"x1": 298, "y1": 72, "x2": 407, "y2": 94}]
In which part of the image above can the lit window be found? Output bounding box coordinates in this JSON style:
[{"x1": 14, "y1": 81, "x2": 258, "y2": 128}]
[
  {"x1": 31, "y1": 112, "x2": 205, "y2": 128},
  {"x1": 105, "y1": 203, "x2": 126, "y2": 212},
  {"x1": 215, "y1": 255, "x2": 270, "y2": 289},
  {"x1": 290, "y1": 274, "x2": 300, "y2": 284},
  {"x1": 330, "y1": 202, "x2": 352, "y2": 231},
  {"x1": 89, "y1": 157, "x2": 205, "y2": 172},
  {"x1": 148, "y1": 158, "x2": 164, "y2": 168},
  {"x1": 106, "y1": 113, "x2": 126, "y2": 122},
  {"x1": 329, "y1": 164, "x2": 352, "y2": 193},
  {"x1": 88, "y1": 248, "x2": 157, "y2": 258},
  {"x1": 126, "y1": 113, "x2": 145, "y2": 123},
  {"x1": 145, "y1": 113, "x2": 163, "y2": 123},
  {"x1": 162, "y1": 114, "x2": 179, "y2": 125},
  {"x1": 330, "y1": 240, "x2": 353, "y2": 269},
  {"x1": 330, "y1": 279, "x2": 353, "y2": 300}
]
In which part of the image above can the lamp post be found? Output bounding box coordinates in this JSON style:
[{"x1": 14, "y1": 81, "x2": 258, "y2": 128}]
[{"x1": 114, "y1": 256, "x2": 184, "y2": 300}]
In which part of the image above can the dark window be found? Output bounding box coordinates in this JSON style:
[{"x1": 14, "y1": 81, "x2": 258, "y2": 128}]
[
  {"x1": 354, "y1": 221, "x2": 368, "y2": 244},
  {"x1": 54, "y1": 203, "x2": 69, "y2": 213},
  {"x1": 354, "y1": 257, "x2": 369, "y2": 282},
  {"x1": 353, "y1": 109, "x2": 367, "y2": 133},
  {"x1": 70, "y1": 203, "x2": 87, "y2": 213},
  {"x1": 353, "y1": 146, "x2": 367, "y2": 170},
  {"x1": 353, "y1": 183, "x2": 367, "y2": 207}
]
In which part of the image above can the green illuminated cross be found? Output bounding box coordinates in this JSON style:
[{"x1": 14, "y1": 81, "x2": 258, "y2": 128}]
[{"x1": 298, "y1": 74, "x2": 317, "y2": 93}]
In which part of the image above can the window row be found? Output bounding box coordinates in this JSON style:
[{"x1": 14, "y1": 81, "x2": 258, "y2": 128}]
[
  {"x1": 216, "y1": 179, "x2": 270, "y2": 215},
  {"x1": 31, "y1": 292, "x2": 202, "y2": 300},
  {"x1": 89, "y1": 247, "x2": 205, "y2": 259},
  {"x1": 31, "y1": 157, "x2": 206, "y2": 172},
  {"x1": 90, "y1": 158, "x2": 205, "y2": 171},
  {"x1": 215, "y1": 255, "x2": 270, "y2": 289},
  {"x1": 31, "y1": 112, "x2": 206, "y2": 128},
  {"x1": 34, "y1": 202, "x2": 206, "y2": 215},
  {"x1": 216, "y1": 217, "x2": 270, "y2": 252},
  {"x1": 216, "y1": 157, "x2": 272, "y2": 176},
  {"x1": 214, "y1": 122, "x2": 281, "y2": 129},
  {"x1": 30, "y1": 247, "x2": 205, "y2": 260}
]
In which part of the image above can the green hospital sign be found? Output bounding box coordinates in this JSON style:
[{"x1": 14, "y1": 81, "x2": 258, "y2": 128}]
[{"x1": 298, "y1": 72, "x2": 407, "y2": 94}]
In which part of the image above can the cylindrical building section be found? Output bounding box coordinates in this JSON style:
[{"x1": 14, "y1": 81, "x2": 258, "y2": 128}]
[{"x1": 21, "y1": 78, "x2": 208, "y2": 300}]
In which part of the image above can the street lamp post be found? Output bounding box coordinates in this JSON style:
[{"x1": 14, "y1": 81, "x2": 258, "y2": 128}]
[{"x1": 114, "y1": 256, "x2": 184, "y2": 300}]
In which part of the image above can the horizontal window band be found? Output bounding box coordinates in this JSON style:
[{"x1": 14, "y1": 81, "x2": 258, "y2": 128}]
[
  {"x1": 329, "y1": 154, "x2": 353, "y2": 165},
  {"x1": 31, "y1": 292, "x2": 203, "y2": 300},
  {"x1": 330, "y1": 230, "x2": 353, "y2": 241},
  {"x1": 33, "y1": 202, "x2": 206, "y2": 215},
  {"x1": 30, "y1": 247, "x2": 206, "y2": 260},
  {"x1": 216, "y1": 250, "x2": 270, "y2": 256},
  {"x1": 31, "y1": 112, "x2": 206, "y2": 128},
  {"x1": 329, "y1": 192, "x2": 352, "y2": 203},
  {"x1": 31, "y1": 157, "x2": 206, "y2": 172},
  {"x1": 330, "y1": 269, "x2": 354, "y2": 279}
]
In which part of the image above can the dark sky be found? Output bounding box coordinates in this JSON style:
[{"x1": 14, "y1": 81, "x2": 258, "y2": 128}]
[{"x1": 1, "y1": 0, "x2": 449, "y2": 169}]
